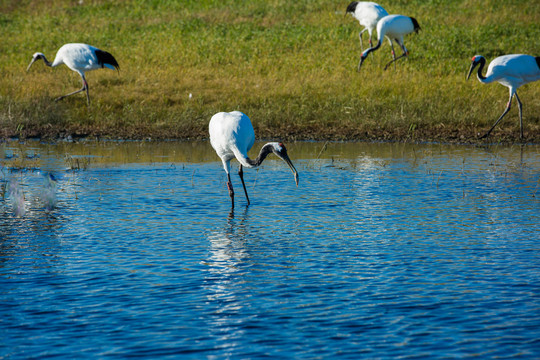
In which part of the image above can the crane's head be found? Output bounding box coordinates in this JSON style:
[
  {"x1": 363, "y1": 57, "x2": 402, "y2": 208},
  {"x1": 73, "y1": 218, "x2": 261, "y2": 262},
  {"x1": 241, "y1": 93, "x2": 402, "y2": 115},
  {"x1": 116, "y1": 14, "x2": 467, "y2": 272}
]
[
  {"x1": 26, "y1": 52, "x2": 46, "y2": 72},
  {"x1": 467, "y1": 55, "x2": 485, "y2": 80},
  {"x1": 358, "y1": 50, "x2": 369, "y2": 71},
  {"x1": 268, "y1": 142, "x2": 299, "y2": 186}
]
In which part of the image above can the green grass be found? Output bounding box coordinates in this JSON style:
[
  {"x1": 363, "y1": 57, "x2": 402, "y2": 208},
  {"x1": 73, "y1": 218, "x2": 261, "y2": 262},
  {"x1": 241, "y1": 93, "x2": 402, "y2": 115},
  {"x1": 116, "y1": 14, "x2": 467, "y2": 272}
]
[{"x1": 1, "y1": 0, "x2": 539, "y2": 142}]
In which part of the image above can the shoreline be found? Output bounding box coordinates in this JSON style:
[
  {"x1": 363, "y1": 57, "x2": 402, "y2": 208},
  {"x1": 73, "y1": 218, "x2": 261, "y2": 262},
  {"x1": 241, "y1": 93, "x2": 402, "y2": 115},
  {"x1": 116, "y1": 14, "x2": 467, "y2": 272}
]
[
  {"x1": 1, "y1": 129, "x2": 538, "y2": 147},
  {"x1": 1, "y1": 120, "x2": 538, "y2": 146}
]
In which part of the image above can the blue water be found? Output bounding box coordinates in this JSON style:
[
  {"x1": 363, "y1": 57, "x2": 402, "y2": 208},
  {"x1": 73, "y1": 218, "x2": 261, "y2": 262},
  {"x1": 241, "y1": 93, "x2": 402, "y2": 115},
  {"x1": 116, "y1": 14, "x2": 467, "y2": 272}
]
[{"x1": 1, "y1": 141, "x2": 539, "y2": 359}]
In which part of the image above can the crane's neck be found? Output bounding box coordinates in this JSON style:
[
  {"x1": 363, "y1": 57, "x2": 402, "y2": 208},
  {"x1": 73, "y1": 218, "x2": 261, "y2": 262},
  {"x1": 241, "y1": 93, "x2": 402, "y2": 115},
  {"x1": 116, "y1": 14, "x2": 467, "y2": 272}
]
[
  {"x1": 362, "y1": 38, "x2": 383, "y2": 59},
  {"x1": 475, "y1": 57, "x2": 487, "y2": 81},
  {"x1": 243, "y1": 143, "x2": 275, "y2": 168},
  {"x1": 38, "y1": 53, "x2": 53, "y2": 67}
]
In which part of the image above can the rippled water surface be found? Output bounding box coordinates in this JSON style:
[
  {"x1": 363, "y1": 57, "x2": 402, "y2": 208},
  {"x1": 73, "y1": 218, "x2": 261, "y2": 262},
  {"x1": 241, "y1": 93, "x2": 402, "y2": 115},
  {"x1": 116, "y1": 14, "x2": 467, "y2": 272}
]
[{"x1": 1, "y1": 141, "x2": 539, "y2": 359}]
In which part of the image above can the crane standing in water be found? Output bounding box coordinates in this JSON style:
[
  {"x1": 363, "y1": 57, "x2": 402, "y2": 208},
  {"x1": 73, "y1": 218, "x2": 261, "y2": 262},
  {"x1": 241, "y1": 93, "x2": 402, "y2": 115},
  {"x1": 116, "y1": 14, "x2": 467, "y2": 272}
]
[{"x1": 209, "y1": 111, "x2": 299, "y2": 208}]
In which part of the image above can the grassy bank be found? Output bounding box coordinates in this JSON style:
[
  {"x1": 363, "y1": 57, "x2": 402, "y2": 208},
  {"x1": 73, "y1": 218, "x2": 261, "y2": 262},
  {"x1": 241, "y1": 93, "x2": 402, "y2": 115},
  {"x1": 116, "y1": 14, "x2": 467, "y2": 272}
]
[{"x1": 1, "y1": 0, "x2": 539, "y2": 143}]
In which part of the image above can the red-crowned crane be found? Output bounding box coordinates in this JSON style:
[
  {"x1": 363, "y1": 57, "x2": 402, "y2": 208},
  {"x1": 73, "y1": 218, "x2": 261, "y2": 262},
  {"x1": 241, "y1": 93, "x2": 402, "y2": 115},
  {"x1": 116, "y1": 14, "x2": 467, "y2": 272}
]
[
  {"x1": 345, "y1": 1, "x2": 389, "y2": 50},
  {"x1": 357, "y1": 14, "x2": 420, "y2": 71},
  {"x1": 467, "y1": 54, "x2": 540, "y2": 140},
  {"x1": 209, "y1": 111, "x2": 299, "y2": 208},
  {"x1": 26, "y1": 43, "x2": 119, "y2": 105}
]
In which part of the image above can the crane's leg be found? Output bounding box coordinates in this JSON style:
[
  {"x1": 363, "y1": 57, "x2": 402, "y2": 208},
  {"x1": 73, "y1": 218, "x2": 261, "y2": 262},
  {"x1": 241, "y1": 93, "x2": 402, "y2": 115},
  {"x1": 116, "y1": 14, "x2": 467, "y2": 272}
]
[
  {"x1": 227, "y1": 173, "x2": 235, "y2": 208},
  {"x1": 480, "y1": 94, "x2": 514, "y2": 139},
  {"x1": 515, "y1": 92, "x2": 524, "y2": 140},
  {"x1": 384, "y1": 40, "x2": 408, "y2": 70},
  {"x1": 55, "y1": 75, "x2": 89, "y2": 104},
  {"x1": 386, "y1": 37, "x2": 397, "y2": 70},
  {"x1": 84, "y1": 77, "x2": 90, "y2": 106},
  {"x1": 359, "y1": 29, "x2": 367, "y2": 50},
  {"x1": 238, "y1": 165, "x2": 250, "y2": 205}
]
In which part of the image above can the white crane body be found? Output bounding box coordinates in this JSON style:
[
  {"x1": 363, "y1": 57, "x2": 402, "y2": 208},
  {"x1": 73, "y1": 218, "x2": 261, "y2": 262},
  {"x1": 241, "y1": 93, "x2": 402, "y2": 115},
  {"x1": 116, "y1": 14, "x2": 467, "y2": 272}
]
[
  {"x1": 346, "y1": 2, "x2": 388, "y2": 49},
  {"x1": 467, "y1": 54, "x2": 540, "y2": 139},
  {"x1": 376, "y1": 15, "x2": 416, "y2": 46},
  {"x1": 358, "y1": 14, "x2": 420, "y2": 71},
  {"x1": 477, "y1": 54, "x2": 540, "y2": 87},
  {"x1": 210, "y1": 111, "x2": 256, "y2": 174},
  {"x1": 50, "y1": 43, "x2": 118, "y2": 74}
]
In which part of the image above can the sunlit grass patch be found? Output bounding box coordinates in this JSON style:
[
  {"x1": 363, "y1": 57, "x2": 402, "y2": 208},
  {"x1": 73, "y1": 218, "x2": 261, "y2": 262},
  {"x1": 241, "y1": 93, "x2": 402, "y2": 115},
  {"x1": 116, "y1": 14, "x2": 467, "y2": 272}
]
[{"x1": 0, "y1": 0, "x2": 539, "y2": 142}]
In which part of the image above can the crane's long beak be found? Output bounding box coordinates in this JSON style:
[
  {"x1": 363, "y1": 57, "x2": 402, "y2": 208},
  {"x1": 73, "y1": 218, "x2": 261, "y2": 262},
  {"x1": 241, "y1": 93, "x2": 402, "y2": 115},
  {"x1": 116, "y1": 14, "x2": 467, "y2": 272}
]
[
  {"x1": 283, "y1": 155, "x2": 299, "y2": 186},
  {"x1": 26, "y1": 58, "x2": 37, "y2": 72},
  {"x1": 358, "y1": 54, "x2": 367, "y2": 72},
  {"x1": 466, "y1": 62, "x2": 477, "y2": 80}
]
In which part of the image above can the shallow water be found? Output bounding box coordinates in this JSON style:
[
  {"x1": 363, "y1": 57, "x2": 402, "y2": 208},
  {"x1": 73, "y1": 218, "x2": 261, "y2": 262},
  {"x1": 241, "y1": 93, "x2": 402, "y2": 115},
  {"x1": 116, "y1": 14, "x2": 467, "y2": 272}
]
[{"x1": 1, "y1": 140, "x2": 539, "y2": 359}]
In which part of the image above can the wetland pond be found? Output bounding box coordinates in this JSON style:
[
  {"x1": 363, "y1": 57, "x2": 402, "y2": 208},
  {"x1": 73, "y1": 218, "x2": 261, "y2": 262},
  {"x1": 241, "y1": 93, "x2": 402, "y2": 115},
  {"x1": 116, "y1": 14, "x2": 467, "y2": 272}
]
[{"x1": 1, "y1": 140, "x2": 539, "y2": 359}]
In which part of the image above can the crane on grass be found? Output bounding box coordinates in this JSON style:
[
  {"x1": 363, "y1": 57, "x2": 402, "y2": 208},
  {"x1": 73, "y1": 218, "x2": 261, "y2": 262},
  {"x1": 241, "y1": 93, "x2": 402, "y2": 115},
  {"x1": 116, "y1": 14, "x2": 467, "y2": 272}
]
[
  {"x1": 467, "y1": 54, "x2": 540, "y2": 140},
  {"x1": 357, "y1": 14, "x2": 420, "y2": 71},
  {"x1": 27, "y1": 43, "x2": 119, "y2": 105},
  {"x1": 345, "y1": 1, "x2": 389, "y2": 50}
]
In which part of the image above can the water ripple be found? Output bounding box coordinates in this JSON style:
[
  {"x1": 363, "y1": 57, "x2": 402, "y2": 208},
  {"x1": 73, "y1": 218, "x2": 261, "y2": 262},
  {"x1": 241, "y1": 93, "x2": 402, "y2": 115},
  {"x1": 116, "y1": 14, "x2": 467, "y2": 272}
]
[{"x1": 1, "y1": 143, "x2": 539, "y2": 359}]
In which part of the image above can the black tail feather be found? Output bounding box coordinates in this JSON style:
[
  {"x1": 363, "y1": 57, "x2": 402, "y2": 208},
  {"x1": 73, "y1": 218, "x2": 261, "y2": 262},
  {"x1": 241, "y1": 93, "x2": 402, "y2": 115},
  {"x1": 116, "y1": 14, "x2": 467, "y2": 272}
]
[
  {"x1": 410, "y1": 17, "x2": 421, "y2": 33},
  {"x1": 346, "y1": 2, "x2": 358, "y2": 14},
  {"x1": 95, "y1": 49, "x2": 119, "y2": 70},
  {"x1": 535, "y1": 56, "x2": 540, "y2": 70}
]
